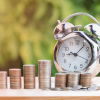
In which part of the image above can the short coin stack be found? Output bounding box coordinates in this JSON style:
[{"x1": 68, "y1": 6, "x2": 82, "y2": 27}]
[
  {"x1": 55, "y1": 73, "x2": 67, "y2": 88},
  {"x1": 9, "y1": 69, "x2": 21, "y2": 89},
  {"x1": 0, "y1": 71, "x2": 7, "y2": 89},
  {"x1": 23, "y1": 65, "x2": 35, "y2": 89},
  {"x1": 80, "y1": 73, "x2": 92, "y2": 87},
  {"x1": 38, "y1": 60, "x2": 51, "y2": 89},
  {"x1": 67, "y1": 73, "x2": 80, "y2": 87}
]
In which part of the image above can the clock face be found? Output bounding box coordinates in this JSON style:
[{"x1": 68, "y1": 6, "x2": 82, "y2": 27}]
[{"x1": 57, "y1": 36, "x2": 92, "y2": 71}]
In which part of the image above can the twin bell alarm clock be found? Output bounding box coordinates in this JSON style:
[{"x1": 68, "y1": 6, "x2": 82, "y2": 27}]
[{"x1": 53, "y1": 12, "x2": 100, "y2": 77}]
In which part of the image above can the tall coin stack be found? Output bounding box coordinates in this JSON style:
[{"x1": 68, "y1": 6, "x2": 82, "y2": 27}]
[
  {"x1": 55, "y1": 73, "x2": 67, "y2": 88},
  {"x1": 38, "y1": 60, "x2": 51, "y2": 89},
  {"x1": 0, "y1": 71, "x2": 7, "y2": 89},
  {"x1": 9, "y1": 69, "x2": 21, "y2": 89},
  {"x1": 67, "y1": 73, "x2": 80, "y2": 87},
  {"x1": 80, "y1": 73, "x2": 92, "y2": 87},
  {"x1": 23, "y1": 65, "x2": 35, "y2": 89}
]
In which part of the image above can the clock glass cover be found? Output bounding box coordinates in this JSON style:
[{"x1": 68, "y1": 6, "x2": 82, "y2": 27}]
[{"x1": 57, "y1": 36, "x2": 92, "y2": 71}]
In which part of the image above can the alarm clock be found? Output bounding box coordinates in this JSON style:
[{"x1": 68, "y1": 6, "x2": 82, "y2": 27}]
[{"x1": 53, "y1": 12, "x2": 100, "y2": 77}]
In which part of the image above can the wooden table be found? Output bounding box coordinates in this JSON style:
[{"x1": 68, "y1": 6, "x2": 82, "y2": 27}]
[{"x1": 0, "y1": 77, "x2": 100, "y2": 100}]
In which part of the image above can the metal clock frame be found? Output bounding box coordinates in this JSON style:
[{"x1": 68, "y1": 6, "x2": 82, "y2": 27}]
[
  {"x1": 53, "y1": 12, "x2": 100, "y2": 77},
  {"x1": 53, "y1": 31, "x2": 99, "y2": 77}
]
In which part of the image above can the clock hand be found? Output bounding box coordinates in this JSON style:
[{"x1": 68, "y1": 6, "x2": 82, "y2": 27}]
[
  {"x1": 70, "y1": 52, "x2": 77, "y2": 57},
  {"x1": 76, "y1": 42, "x2": 86, "y2": 53},
  {"x1": 70, "y1": 52, "x2": 88, "y2": 60},
  {"x1": 77, "y1": 55, "x2": 88, "y2": 60},
  {"x1": 66, "y1": 53, "x2": 71, "y2": 55}
]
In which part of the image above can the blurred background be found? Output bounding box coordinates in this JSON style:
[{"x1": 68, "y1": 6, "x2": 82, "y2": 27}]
[{"x1": 0, "y1": 0, "x2": 100, "y2": 76}]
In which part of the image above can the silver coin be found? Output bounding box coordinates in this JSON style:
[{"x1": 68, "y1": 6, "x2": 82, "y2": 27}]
[
  {"x1": 51, "y1": 87, "x2": 62, "y2": 91},
  {"x1": 62, "y1": 87, "x2": 73, "y2": 90},
  {"x1": 91, "y1": 84, "x2": 97, "y2": 87},
  {"x1": 74, "y1": 89, "x2": 84, "y2": 91},
  {"x1": 72, "y1": 85, "x2": 82, "y2": 90},
  {"x1": 97, "y1": 86, "x2": 100, "y2": 90},
  {"x1": 81, "y1": 88, "x2": 88, "y2": 91},
  {"x1": 88, "y1": 86, "x2": 98, "y2": 91},
  {"x1": 42, "y1": 88, "x2": 51, "y2": 91}
]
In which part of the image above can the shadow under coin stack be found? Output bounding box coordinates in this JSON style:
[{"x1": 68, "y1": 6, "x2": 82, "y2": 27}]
[
  {"x1": 0, "y1": 71, "x2": 7, "y2": 89},
  {"x1": 9, "y1": 69, "x2": 21, "y2": 89},
  {"x1": 80, "y1": 73, "x2": 92, "y2": 87},
  {"x1": 67, "y1": 73, "x2": 80, "y2": 87},
  {"x1": 23, "y1": 65, "x2": 35, "y2": 89},
  {"x1": 38, "y1": 60, "x2": 51, "y2": 89},
  {"x1": 55, "y1": 73, "x2": 67, "y2": 88}
]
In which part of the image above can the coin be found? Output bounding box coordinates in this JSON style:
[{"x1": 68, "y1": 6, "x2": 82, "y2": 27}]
[
  {"x1": 39, "y1": 86, "x2": 51, "y2": 89},
  {"x1": 80, "y1": 88, "x2": 88, "y2": 91},
  {"x1": 80, "y1": 73, "x2": 92, "y2": 87},
  {"x1": 42, "y1": 88, "x2": 52, "y2": 91},
  {"x1": 72, "y1": 85, "x2": 82, "y2": 90},
  {"x1": 0, "y1": 71, "x2": 7, "y2": 89},
  {"x1": 38, "y1": 60, "x2": 51, "y2": 89},
  {"x1": 62, "y1": 87, "x2": 73, "y2": 90},
  {"x1": 23, "y1": 65, "x2": 35, "y2": 89},
  {"x1": 9, "y1": 69, "x2": 21, "y2": 76},
  {"x1": 55, "y1": 73, "x2": 67, "y2": 88},
  {"x1": 10, "y1": 87, "x2": 21, "y2": 89},
  {"x1": 97, "y1": 86, "x2": 100, "y2": 90},
  {"x1": 67, "y1": 73, "x2": 80, "y2": 87},
  {"x1": 88, "y1": 86, "x2": 98, "y2": 91},
  {"x1": 9, "y1": 68, "x2": 21, "y2": 89},
  {"x1": 51, "y1": 87, "x2": 62, "y2": 91},
  {"x1": 23, "y1": 65, "x2": 35, "y2": 69}
]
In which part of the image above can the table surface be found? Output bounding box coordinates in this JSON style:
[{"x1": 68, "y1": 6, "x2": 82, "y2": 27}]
[
  {"x1": 0, "y1": 77, "x2": 100, "y2": 96},
  {"x1": 0, "y1": 77, "x2": 100, "y2": 100}
]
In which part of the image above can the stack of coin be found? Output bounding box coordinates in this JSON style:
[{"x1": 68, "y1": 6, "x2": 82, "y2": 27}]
[
  {"x1": 67, "y1": 73, "x2": 80, "y2": 87},
  {"x1": 80, "y1": 73, "x2": 92, "y2": 87},
  {"x1": 9, "y1": 69, "x2": 21, "y2": 89},
  {"x1": 0, "y1": 71, "x2": 7, "y2": 89},
  {"x1": 55, "y1": 73, "x2": 67, "y2": 88},
  {"x1": 38, "y1": 60, "x2": 51, "y2": 89},
  {"x1": 23, "y1": 65, "x2": 35, "y2": 89}
]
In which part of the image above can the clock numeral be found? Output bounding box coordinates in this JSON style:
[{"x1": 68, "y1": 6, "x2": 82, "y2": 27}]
[
  {"x1": 80, "y1": 64, "x2": 83, "y2": 68},
  {"x1": 85, "y1": 60, "x2": 88, "y2": 63},
  {"x1": 74, "y1": 65, "x2": 77, "y2": 70},
  {"x1": 75, "y1": 40, "x2": 80, "y2": 45},
  {"x1": 64, "y1": 59, "x2": 67, "y2": 63},
  {"x1": 70, "y1": 42, "x2": 73, "y2": 46},
  {"x1": 65, "y1": 47, "x2": 69, "y2": 51},
  {"x1": 62, "y1": 53, "x2": 65, "y2": 57},
  {"x1": 86, "y1": 47, "x2": 89, "y2": 51},
  {"x1": 88, "y1": 53, "x2": 91, "y2": 58},
  {"x1": 69, "y1": 64, "x2": 71, "y2": 68}
]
